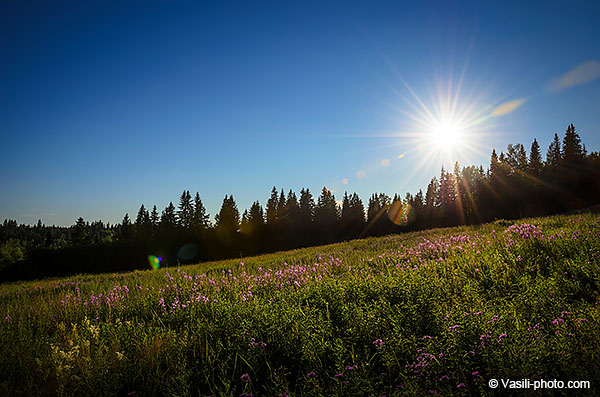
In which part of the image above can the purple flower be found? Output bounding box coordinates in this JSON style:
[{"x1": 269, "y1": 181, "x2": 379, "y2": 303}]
[
  {"x1": 457, "y1": 383, "x2": 466, "y2": 388},
  {"x1": 335, "y1": 372, "x2": 344, "y2": 378},
  {"x1": 498, "y1": 333, "x2": 507, "y2": 343},
  {"x1": 240, "y1": 373, "x2": 251, "y2": 383},
  {"x1": 373, "y1": 339, "x2": 384, "y2": 347},
  {"x1": 306, "y1": 371, "x2": 316, "y2": 378}
]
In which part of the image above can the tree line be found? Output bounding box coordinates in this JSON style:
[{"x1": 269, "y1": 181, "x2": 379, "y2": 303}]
[{"x1": 2, "y1": 123, "x2": 599, "y2": 281}]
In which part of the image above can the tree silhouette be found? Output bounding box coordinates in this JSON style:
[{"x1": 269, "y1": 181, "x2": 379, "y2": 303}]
[{"x1": 177, "y1": 190, "x2": 193, "y2": 229}]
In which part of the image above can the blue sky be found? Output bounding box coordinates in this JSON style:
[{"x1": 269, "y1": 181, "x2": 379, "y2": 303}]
[{"x1": 1, "y1": 1, "x2": 599, "y2": 226}]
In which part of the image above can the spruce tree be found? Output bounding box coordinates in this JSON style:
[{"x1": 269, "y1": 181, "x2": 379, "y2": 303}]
[
  {"x1": 299, "y1": 188, "x2": 315, "y2": 225},
  {"x1": 71, "y1": 217, "x2": 91, "y2": 246},
  {"x1": 546, "y1": 133, "x2": 562, "y2": 168},
  {"x1": 161, "y1": 202, "x2": 177, "y2": 232},
  {"x1": 266, "y1": 187, "x2": 279, "y2": 225},
  {"x1": 177, "y1": 190, "x2": 193, "y2": 229},
  {"x1": 562, "y1": 123, "x2": 584, "y2": 164},
  {"x1": 191, "y1": 192, "x2": 209, "y2": 230},
  {"x1": 286, "y1": 190, "x2": 301, "y2": 225},
  {"x1": 215, "y1": 195, "x2": 240, "y2": 233},
  {"x1": 528, "y1": 138, "x2": 543, "y2": 176},
  {"x1": 120, "y1": 213, "x2": 133, "y2": 240}
]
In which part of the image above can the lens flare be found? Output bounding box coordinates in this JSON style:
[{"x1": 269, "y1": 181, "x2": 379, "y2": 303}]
[
  {"x1": 148, "y1": 255, "x2": 162, "y2": 270},
  {"x1": 386, "y1": 201, "x2": 414, "y2": 226},
  {"x1": 177, "y1": 243, "x2": 199, "y2": 261}
]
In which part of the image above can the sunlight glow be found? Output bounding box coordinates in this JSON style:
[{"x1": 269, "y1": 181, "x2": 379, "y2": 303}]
[
  {"x1": 431, "y1": 118, "x2": 464, "y2": 149},
  {"x1": 383, "y1": 62, "x2": 503, "y2": 179}
]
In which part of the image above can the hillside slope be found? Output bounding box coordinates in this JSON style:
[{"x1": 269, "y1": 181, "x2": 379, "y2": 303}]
[{"x1": 1, "y1": 214, "x2": 599, "y2": 395}]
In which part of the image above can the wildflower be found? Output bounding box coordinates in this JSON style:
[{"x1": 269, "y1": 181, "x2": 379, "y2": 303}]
[
  {"x1": 306, "y1": 371, "x2": 316, "y2": 378},
  {"x1": 373, "y1": 339, "x2": 384, "y2": 347},
  {"x1": 334, "y1": 372, "x2": 344, "y2": 378},
  {"x1": 498, "y1": 333, "x2": 507, "y2": 343},
  {"x1": 457, "y1": 383, "x2": 466, "y2": 388},
  {"x1": 440, "y1": 375, "x2": 449, "y2": 381},
  {"x1": 240, "y1": 373, "x2": 251, "y2": 383}
]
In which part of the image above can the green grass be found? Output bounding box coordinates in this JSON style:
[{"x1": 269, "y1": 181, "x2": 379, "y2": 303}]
[{"x1": 1, "y1": 213, "x2": 599, "y2": 395}]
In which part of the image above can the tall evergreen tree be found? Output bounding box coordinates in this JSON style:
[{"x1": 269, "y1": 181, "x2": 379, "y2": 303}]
[
  {"x1": 528, "y1": 138, "x2": 543, "y2": 177},
  {"x1": 298, "y1": 188, "x2": 315, "y2": 225},
  {"x1": 150, "y1": 205, "x2": 159, "y2": 227},
  {"x1": 562, "y1": 123, "x2": 584, "y2": 164},
  {"x1": 276, "y1": 189, "x2": 287, "y2": 223},
  {"x1": 546, "y1": 133, "x2": 562, "y2": 168},
  {"x1": 160, "y1": 202, "x2": 177, "y2": 231},
  {"x1": 120, "y1": 213, "x2": 133, "y2": 241},
  {"x1": 215, "y1": 195, "x2": 240, "y2": 233},
  {"x1": 247, "y1": 201, "x2": 265, "y2": 232},
  {"x1": 177, "y1": 190, "x2": 193, "y2": 229},
  {"x1": 315, "y1": 187, "x2": 338, "y2": 226},
  {"x1": 71, "y1": 217, "x2": 91, "y2": 246},
  {"x1": 266, "y1": 187, "x2": 279, "y2": 225},
  {"x1": 191, "y1": 192, "x2": 209, "y2": 230},
  {"x1": 286, "y1": 190, "x2": 301, "y2": 225}
]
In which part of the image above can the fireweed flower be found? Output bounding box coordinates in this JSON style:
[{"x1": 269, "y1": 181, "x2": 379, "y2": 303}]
[
  {"x1": 498, "y1": 333, "x2": 507, "y2": 343},
  {"x1": 240, "y1": 373, "x2": 250, "y2": 383},
  {"x1": 373, "y1": 339, "x2": 384, "y2": 347}
]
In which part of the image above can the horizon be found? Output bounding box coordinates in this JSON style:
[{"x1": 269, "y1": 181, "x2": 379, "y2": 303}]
[{"x1": 2, "y1": 1, "x2": 600, "y2": 227}]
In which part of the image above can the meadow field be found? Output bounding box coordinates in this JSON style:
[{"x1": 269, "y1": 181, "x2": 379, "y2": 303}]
[{"x1": 1, "y1": 213, "x2": 599, "y2": 396}]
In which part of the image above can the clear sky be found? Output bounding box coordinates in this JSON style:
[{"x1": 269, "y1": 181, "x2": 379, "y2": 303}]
[{"x1": 1, "y1": 0, "x2": 599, "y2": 226}]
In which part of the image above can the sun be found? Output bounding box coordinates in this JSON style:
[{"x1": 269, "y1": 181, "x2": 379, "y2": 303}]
[{"x1": 431, "y1": 118, "x2": 464, "y2": 149}]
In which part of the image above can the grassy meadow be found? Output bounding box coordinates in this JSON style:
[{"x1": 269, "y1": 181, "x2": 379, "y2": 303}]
[{"x1": 1, "y1": 213, "x2": 599, "y2": 395}]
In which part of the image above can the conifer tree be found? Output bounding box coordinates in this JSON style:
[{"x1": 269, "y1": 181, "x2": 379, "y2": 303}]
[
  {"x1": 315, "y1": 187, "x2": 338, "y2": 225},
  {"x1": 286, "y1": 190, "x2": 301, "y2": 225},
  {"x1": 71, "y1": 217, "x2": 91, "y2": 246},
  {"x1": 248, "y1": 201, "x2": 265, "y2": 232},
  {"x1": 215, "y1": 195, "x2": 240, "y2": 233},
  {"x1": 299, "y1": 188, "x2": 315, "y2": 225},
  {"x1": 177, "y1": 190, "x2": 193, "y2": 229},
  {"x1": 546, "y1": 133, "x2": 562, "y2": 168},
  {"x1": 276, "y1": 189, "x2": 287, "y2": 223},
  {"x1": 191, "y1": 192, "x2": 209, "y2": 230},
  {"x1": 266, "y1": 187, "x2": 279, "y2": 225},
  {"x1": 529, "y1": 138, "x2": 543, "y2": 176},
  {"x1": 161, "y1": 202, "x2": 177, "y2": 231},
  {"x1": 562, "y1": 123, "x2": 584, "y2": 164},
  {"x1": 150, "y1": 205, "x2": 159, "y2": 228},
  {"x1": 120, "y1": 213, "x2": 133, "y2": 240}
]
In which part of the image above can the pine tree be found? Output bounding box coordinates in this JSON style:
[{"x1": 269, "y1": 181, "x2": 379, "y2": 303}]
[
  {"x1": 71, "y1": 217, "x2": 91, "y2": 246},
  {"x1": 286, "y1": 190, "x2": 301, "y2": 225},
  {"x1": 161, "y1": 202, "x2": 177, "y2": 231},
  {"x1": 562, "y1": 123, "x2": 584, "y2": 164},
  {"x1": 528, "y1": 138, "x2": 543, "y2": 176},
  {"x1": 546, "y1": 133, "x2": 562, "y2": 168},
  {"x1": 315, "y1": 187, "x2": 338, "y2": 226},
  {"x1": 120, "y1": 213, "x2": 133, "y2": 240},
  {"x1": 215, "y1": 195, "x2": 240, "y2": 233},
  {"x1": 150, "y1": 205, "x2": 159, "y2": 228},
  {"x1": 276, "y1": 189, "x2": 287, "y2": 223},
  {"x1": 248, "y1": 201, "x2": 265, "y2": 232},
  {"x1": 266, "y1": 187, "x2": 279, "y2": 225},
  {"x1": 177, "y1": 190, "x2": 193, "y2": 229},
  {"x1": 299, "y1": 188, "x2": 315, "y2": 225},
  {"x1": 191, "y1": 192, "x2": 209, "y2": 230}
]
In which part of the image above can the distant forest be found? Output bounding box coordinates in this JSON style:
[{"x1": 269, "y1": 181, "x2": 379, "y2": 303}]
[{"x1": 2, "y1": 123, "x2": 600, "y2": 281}]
